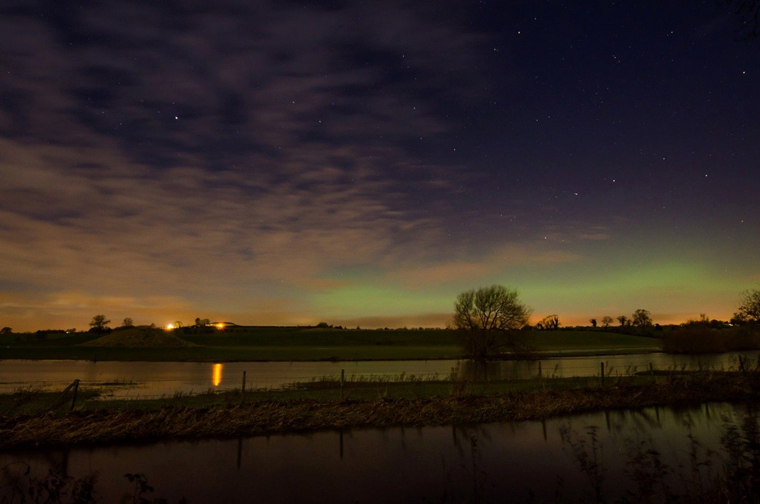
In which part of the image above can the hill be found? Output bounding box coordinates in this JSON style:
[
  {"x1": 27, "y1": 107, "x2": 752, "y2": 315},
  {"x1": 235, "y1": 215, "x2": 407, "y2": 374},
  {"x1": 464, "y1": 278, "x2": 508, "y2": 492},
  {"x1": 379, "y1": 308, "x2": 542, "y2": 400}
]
[{"x1": 80, "y1": 328, "x2": 198, "y2": 348}]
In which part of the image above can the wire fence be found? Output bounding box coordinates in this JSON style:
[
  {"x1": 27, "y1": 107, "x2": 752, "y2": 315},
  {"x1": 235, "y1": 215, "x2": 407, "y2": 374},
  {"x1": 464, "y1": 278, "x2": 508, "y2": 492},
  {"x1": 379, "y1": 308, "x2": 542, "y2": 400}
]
[{"x1": 1, "y1": 354, "x2": 754, "y2": 403}]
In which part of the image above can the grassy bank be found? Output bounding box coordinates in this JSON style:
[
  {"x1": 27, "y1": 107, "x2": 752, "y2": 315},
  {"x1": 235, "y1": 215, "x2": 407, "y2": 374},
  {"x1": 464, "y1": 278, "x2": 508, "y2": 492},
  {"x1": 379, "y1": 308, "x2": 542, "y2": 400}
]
[
  {"x1": 664, "y1": 324, "x2": 760, "y2": 354},
  {"x1": 1, "y1": 371, "x2": 757, "y2": 449},
  {"x1": 0, "y1": 327, "x2": 661, "y2": 361}
]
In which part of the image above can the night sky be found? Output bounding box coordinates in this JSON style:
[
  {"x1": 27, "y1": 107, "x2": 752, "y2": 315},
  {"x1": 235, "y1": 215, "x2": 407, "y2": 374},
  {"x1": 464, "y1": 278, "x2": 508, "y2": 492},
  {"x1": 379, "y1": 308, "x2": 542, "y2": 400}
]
[{"x1": 1, "y1": 1, "x2": 759, "y2": 331}]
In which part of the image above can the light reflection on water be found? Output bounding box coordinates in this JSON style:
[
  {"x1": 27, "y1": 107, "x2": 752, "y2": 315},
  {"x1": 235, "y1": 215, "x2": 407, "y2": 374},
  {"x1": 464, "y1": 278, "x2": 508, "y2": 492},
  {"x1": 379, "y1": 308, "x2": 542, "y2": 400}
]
[
  {"x1": 0, "y1": 402, "x2": 753, "y2": 503},
  {"x1": 212, "y1": 363, "x2": 222, "y2": 387}
]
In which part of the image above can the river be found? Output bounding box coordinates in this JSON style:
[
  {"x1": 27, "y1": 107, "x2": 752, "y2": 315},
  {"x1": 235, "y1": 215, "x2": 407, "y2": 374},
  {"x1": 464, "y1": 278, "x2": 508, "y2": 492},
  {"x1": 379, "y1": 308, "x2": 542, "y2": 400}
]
[
  {"x1": 0, "y1": 351, "x2": 755, "y2": 398},
  {"x1": 0, "y1": 401, "x2": 755, "y2": 503}
]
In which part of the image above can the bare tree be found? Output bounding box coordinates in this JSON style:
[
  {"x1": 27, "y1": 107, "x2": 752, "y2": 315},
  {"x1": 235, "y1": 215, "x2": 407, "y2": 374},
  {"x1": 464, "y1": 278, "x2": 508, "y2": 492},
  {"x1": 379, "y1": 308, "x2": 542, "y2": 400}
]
[
  {"x1": 617, "y1": 315, "x2": 629, "y2": 327},
  {"x1": 734, "y1": 288, "x2": 760, "y2": 323},
  {"x1": 589, "y1": 318, "x2": 598, "y2": 328},
  {"x1": 174, "y1": 321, "x2": 183, "y2": 329},
  {"x1": 89, "y1": 315, "x2": 110, "y2": 332},
  {"x1": 453, "y1": 285, "x2": 533, "y2": 359},
  {"x1": 601, "y1": 316, "x2": 613, "y2": 328},
  {"x1": 539, "y1": 314, "x2": 560, "y2": 330},
  {"x1": 719, "y1": 0, "x2": 760, "y2": 38},
  {"x1": 632, "y1": 309, "x2": 653, "y2": 327},
  {"x1": 122, "y1": 317, "x2": 134, "y2": 328}
]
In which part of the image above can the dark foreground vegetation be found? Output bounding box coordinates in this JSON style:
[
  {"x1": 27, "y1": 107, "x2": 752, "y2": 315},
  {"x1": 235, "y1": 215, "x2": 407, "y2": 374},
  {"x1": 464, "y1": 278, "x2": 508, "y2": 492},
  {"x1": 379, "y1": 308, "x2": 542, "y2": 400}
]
[
  {"x1": 2, "y1": 370, "x2": 760, "y2": 450},
  {"x1": 554, "y1": 405, "x2": 760, "y2": 504}
]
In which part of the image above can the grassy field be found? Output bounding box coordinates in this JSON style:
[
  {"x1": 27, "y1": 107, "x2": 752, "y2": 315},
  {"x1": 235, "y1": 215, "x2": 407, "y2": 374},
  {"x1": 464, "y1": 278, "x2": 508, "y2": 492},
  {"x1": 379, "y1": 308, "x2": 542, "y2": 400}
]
[{"x1": 0, "y1": 327, "x2": 661, "y2": 362}]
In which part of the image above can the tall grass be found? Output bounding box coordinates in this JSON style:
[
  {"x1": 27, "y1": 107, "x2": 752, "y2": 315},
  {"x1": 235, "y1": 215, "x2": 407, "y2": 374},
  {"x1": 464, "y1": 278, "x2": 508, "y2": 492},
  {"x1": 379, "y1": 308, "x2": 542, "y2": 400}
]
[{"x1": 557, "y1": 406, "x2": 760, "y2": 503}]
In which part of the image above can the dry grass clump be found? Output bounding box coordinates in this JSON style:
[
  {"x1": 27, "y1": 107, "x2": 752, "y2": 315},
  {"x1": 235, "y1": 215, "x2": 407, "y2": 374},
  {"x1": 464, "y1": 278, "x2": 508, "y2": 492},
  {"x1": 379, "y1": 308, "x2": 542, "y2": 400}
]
[
  {"x1": 79, "y1": 328, "x2": 197, "y2": 348},
  {"x1": 1, "y1": 373, "x2": 758, "y2": 449}
]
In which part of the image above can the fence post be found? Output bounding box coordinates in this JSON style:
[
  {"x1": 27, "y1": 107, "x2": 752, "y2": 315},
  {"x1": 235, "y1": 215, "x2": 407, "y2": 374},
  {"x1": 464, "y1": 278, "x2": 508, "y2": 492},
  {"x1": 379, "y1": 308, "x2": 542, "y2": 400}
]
[
  {"x1": 649, "y1": 363, "x2": 654, "y2": 382},
  {"x1": 49, "y1": 380, "x2": 77, "y2": 412},
  {"x1": 538, "y1": 361, "x2": 542, "y2": 379},
  {"x1": 739, "y1": 356, "x2": 746, "y2": 374},
  {"x1": 340, "y1": 369, "x2": 345, "y2": 401},
  {"x1": 69, "y1": 379, "x2": 80, "y2": 412},
  {"x1": 242, "y1": 371, "x2": 246, "y2": 394},
  {"x1": 601, "y1": 362, "x2": 605, "y2": 386}
]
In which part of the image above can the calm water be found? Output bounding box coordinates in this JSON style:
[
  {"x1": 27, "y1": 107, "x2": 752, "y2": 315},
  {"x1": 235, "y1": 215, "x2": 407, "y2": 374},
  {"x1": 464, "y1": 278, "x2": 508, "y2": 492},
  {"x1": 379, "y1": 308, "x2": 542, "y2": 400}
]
[
  {"x1": 0, "y1": 402, "x2": 753, "y2": 503},
  {"x1": 0, "y1": 351, "x2": 756, "y2": 398}
]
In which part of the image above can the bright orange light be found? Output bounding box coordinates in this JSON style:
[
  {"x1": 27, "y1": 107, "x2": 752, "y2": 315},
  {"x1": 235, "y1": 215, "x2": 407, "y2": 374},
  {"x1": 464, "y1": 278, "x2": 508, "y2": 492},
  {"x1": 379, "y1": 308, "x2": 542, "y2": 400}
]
[
  {"x1": 212, "y1": 363, "x2": 223, "y2": 387},
  {"x1": 165, "y1": 323, "x2": 175, "y2": 330},
  {"x1": 216, "y1": 323, "x2": 225, "y2": 329}
]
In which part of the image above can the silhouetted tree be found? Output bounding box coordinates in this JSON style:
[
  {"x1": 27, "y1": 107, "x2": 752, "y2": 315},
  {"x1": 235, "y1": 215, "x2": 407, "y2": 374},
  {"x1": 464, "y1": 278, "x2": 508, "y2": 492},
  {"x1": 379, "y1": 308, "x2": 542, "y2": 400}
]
[
  {"x1": 539, "y1": 314, "x2": 560, "y2": 330},
  {"x1": 453, "y1": 285, "x2": 533, "y2": 359},
  {"x1": 590, "y1": 318, "x2": 598, "y2": 328},
  {"x1": 617, "y1": 315, "x2": 629, "y2": 327},
  {"x1": 632, "y1": 309, "x2": 653, "y2": 327},
  {"x1": 89, "y1": 315, "x2": 110, "y2": 331},
  {"x1": 734, "y1": 288, "x2": 760, "y2": 324},
  {"x1": 1, "y1": 327, "x2": 11, "y2": 335},
  {"x1": 174, "y1": 321, "x2": 183, "y2": 329},
  {"x1": 122, "y1": 317, "x2": 134, "y2": 328},
  {"x1": 719, "y1": 0, "x2": 760, "y2": 38},
  {"x1": 601, "y1": 316, "x2": 613, "y2": 328}
]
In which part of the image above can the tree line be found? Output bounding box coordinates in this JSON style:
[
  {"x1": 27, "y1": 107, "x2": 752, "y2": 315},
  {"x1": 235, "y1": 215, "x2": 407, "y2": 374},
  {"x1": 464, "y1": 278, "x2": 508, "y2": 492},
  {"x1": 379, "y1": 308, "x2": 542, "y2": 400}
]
[{"x1": 453, "y1": 285, "x2": 760, "y2": 360}]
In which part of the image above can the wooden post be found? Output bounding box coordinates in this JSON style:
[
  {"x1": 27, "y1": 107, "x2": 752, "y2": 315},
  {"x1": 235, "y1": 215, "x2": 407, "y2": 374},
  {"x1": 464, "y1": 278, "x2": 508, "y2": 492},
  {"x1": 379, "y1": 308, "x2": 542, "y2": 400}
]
[
  {"x1": 601, "y1": 362, "x2": 605, "y2": 386},
  {"x1": 650, "y1": 363, "x2": 654, "y2": 382},
  {"x1": 49, "y1": 380, "x2": 77, "y2": 412},
  {"x1": 242, "y1": 371, "x2": 247, "y2": 394},
  {"x1": 739, "y1": 356, "x2": 746, "y2": 374},
  {"x1": 69, "y1": 379, "x2": 80, "y2": 412},
  {"x1": 340, "y1": 369, "x2": 345, "y2": 401},
  {"x1": 538, "y1": 361, "x2": 542, "y2": 379}
]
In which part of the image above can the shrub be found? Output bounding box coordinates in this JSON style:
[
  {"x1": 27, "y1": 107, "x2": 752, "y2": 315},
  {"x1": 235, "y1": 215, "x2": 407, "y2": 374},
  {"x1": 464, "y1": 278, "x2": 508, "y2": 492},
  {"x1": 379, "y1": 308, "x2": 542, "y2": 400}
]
[{"x1": 664, "y1": 324, "x2": 760, "y2": 353}]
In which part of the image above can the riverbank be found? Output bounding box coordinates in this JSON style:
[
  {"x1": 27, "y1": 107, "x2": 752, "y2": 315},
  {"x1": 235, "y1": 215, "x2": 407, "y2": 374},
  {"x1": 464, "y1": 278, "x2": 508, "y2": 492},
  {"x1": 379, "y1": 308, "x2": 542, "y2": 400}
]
[
  {"x1": 1, "y1": 372, "x2": 757, "y2": 449},
  {"x1": 0, "y1": 347, "x2": 661, "y2": 363},
  {"x1": 0, "y1": 328, "x2": 661, "y2": 362}
]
